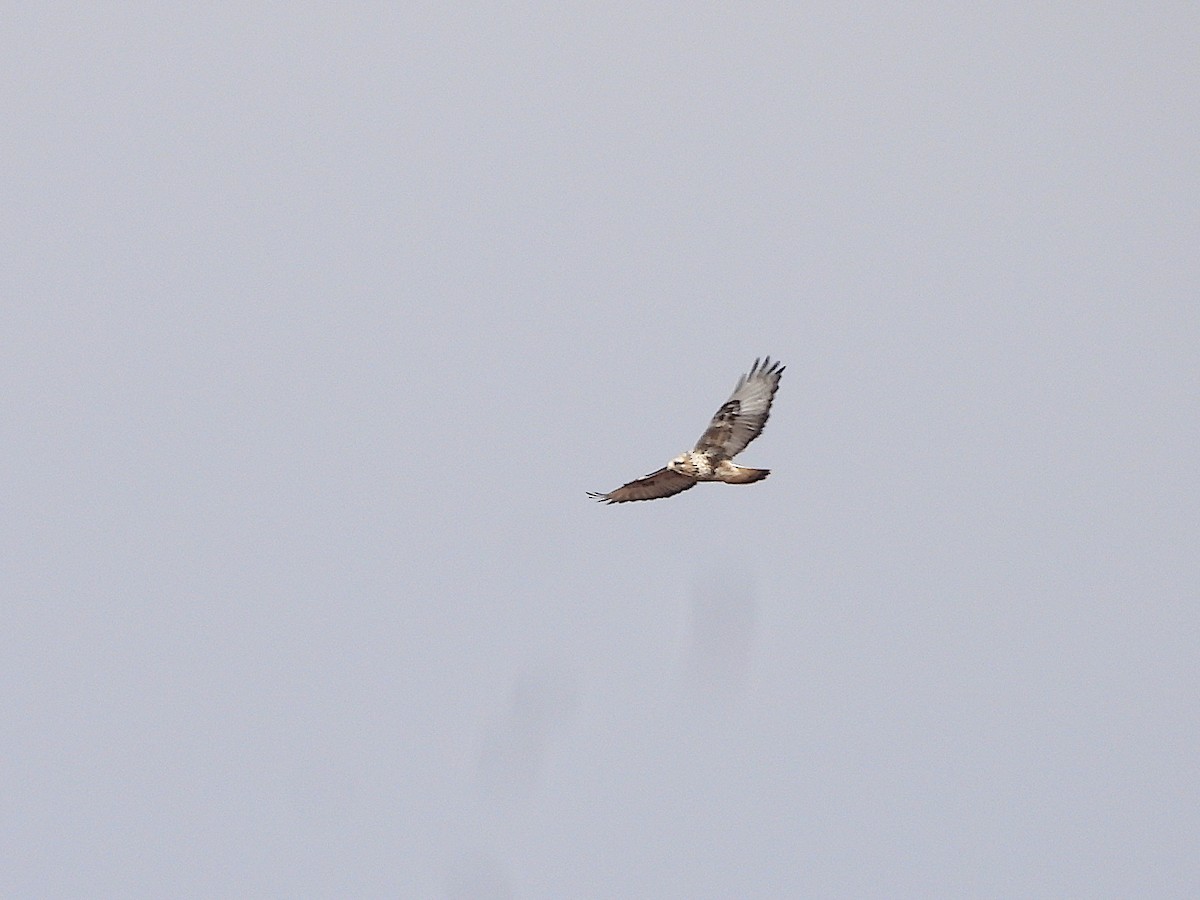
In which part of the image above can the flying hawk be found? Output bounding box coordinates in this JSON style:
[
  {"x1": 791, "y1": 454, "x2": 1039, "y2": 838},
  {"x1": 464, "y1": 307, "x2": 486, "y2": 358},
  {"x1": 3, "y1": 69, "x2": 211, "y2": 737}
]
[{"x1": 587, "y1": 357, "x2": 785, "y2": 504}]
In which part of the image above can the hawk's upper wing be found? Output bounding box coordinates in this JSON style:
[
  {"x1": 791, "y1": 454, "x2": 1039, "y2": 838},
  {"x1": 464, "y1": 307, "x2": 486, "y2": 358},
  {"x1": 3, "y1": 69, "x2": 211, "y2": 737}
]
[
  {"x1": 587, "y1": 468, "x2": 697, "y2": 504},
  {"x1": 694, "y1": 357, "x2": 785, "y2": 458}
]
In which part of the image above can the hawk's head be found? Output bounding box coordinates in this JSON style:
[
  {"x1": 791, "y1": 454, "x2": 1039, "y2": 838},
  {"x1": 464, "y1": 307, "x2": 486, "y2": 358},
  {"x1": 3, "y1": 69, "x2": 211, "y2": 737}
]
[
  {"x1": 668, "y1": 452, "x2": 715, "y2": 480},
  {"x1": 668, "y1": 453, "x2": 704, "y2": 478}
]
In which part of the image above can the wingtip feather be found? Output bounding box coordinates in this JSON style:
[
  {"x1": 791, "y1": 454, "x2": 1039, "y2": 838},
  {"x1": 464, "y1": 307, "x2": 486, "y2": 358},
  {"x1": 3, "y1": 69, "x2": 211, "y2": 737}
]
[{"x1": 747, "y1": 356, "x2": 784, "y2": 380}]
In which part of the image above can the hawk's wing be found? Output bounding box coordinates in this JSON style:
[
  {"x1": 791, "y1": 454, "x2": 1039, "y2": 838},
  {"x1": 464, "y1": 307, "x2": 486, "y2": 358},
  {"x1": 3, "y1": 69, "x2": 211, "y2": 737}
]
[
  {"x1": 694, "y1": 357, "x2": 785, "y2": 458},
  {"x1": 587, "y1": 468, "x2": 697, "y2": 504}
]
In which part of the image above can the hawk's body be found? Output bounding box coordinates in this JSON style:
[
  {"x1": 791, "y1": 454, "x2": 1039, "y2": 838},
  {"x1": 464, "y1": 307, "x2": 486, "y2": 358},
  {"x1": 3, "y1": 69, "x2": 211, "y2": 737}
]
[{"x1": 587, "y1": 357, "x2": 785, "y2": 504}]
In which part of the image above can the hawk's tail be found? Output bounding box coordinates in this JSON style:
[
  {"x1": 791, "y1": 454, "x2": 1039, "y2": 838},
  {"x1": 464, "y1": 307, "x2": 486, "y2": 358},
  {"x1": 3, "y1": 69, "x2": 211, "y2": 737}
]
[{"x1": 722, "y1": 465, "x2": 770, "y2": 485}]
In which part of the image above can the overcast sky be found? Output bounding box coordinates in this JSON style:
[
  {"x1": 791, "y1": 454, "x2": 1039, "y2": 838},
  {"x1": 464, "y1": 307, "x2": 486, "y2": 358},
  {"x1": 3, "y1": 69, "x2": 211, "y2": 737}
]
[{"x1": 4, "y1": 6, "x2": 1198, "y2": 898}]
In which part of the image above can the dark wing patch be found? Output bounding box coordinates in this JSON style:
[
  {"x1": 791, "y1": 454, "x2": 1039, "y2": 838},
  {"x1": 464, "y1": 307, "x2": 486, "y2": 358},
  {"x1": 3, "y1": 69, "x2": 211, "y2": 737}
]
[
  {"x1": 587, "y1": 468, "x2": 698, "y2": 504},
  {"x1": 694, "y1": 356, "x2": 785, "y2": 457},
  {"x1": 696, "y1": 399, "x2": 740, "y2": 457}
]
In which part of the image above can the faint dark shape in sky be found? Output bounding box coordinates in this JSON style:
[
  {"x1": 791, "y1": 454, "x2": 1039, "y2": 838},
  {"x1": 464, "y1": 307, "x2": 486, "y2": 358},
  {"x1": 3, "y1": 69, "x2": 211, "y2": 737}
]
[
  {"x1": 683, "y1": 578, "x2": 757, "y2": 702},
  {"x1": 443, "y1": 850, "x2": 512, "y2": 900},
  {"x1": 475, "y1": 665, "x2": 579, "y2": 806}
]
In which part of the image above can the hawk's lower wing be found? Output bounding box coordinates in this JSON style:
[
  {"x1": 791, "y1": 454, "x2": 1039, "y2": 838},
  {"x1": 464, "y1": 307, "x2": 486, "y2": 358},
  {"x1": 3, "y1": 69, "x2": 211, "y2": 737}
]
[
  {"x1": 587, "y1": 468, "x2": 697, "y2": 504},
  {"x1": 695, "y1": 356, "x2": 785, "y2": 457}
]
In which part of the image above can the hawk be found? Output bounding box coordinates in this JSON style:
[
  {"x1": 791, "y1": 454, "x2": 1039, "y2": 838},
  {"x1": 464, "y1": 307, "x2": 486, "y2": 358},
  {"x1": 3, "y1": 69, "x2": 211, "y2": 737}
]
[{"x1": 587, "y1": 357, "x2": 785, "y2": 504}]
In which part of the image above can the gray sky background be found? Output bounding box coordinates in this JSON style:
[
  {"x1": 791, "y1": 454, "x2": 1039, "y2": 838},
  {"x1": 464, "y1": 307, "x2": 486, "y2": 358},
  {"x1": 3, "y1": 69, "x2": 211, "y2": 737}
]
[{"x1": 4, "y1": 6, "x2": 1198, "y2": 898}]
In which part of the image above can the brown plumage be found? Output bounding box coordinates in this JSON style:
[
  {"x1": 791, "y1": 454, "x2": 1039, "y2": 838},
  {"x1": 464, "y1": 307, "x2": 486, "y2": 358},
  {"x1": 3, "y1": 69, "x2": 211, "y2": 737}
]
[{"x1": 587, "y1": 357, "x2": 785, "y2": 504}]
